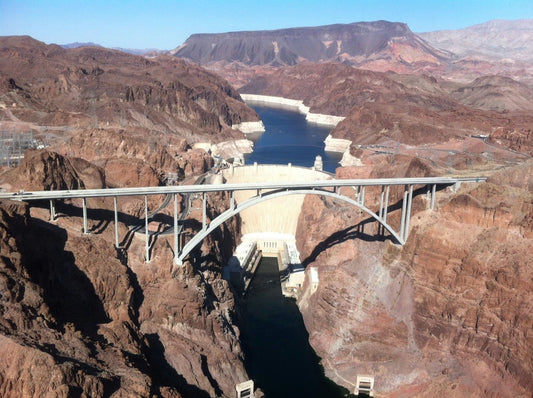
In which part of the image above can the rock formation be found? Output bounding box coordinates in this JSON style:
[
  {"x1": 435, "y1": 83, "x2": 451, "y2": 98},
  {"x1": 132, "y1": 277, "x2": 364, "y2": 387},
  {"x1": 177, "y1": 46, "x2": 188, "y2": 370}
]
[
  {"x1": 0, "y1": 152, "x2": 248, "y2": 397},
  {"x1": 173, "y1": 19, "x2": 533, "y2": 87},
  {"x1": 173, "y1": 20, "x2": 449, "y2": 70},
  {"x1": 0, "y1": 35, "x2": 260, "y2": 397},
  {"x1": 0, "y1": 35, "x2": 259, "y2": 142},
  {"x1": 295, "y1": 159, "x2": 533, "y2": 397},
  {"x1": 419, "y1": 19, "x2": 533, "y2": 63}
]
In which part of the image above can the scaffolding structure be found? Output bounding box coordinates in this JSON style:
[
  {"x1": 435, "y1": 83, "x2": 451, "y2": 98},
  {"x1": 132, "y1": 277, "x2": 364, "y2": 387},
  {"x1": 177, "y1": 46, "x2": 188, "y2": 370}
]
[{"x1": 0, "y1": 131, "x2": 36, "y2": 167}]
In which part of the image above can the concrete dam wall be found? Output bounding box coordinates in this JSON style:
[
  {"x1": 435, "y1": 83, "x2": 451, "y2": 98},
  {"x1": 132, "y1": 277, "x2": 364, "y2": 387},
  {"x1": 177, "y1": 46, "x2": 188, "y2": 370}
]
[{"x1": 222, "y1": 164, "x2": 332, "y2": 236}]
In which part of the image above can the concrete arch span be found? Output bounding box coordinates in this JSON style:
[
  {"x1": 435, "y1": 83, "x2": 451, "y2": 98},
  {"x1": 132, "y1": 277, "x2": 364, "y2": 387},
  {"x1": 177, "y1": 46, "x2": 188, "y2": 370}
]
[{"x1": 176, "y1": 188, "x2": 402, "y2": 265}]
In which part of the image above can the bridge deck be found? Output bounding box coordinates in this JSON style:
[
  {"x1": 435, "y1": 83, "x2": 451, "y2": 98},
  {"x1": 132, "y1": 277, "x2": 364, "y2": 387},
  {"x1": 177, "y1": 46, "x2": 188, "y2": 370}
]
[{"x1": 0, "y1": 176, "x2": 486, "y2": 201}]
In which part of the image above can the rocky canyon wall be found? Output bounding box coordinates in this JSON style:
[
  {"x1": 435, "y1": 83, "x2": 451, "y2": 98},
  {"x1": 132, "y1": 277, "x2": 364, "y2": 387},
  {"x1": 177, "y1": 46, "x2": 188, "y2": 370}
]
[
  {"x1": 295, "y1": 161, "x2": 533, "y2": 397},
  {"x1": 0, "y1": 150, "x2": 249, "y2": 397}
]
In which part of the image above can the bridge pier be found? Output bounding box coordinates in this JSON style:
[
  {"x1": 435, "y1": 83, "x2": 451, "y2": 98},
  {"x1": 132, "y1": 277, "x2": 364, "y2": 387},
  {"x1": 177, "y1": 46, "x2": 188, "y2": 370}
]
[
  {"x1": 114, "y1": 196, "x2": 119, "y2": 248},
  {"x1": 404, "y1": 185, "x2": 413, "y2": 241},
  {"x1": 49, "y1": 199, "x2": 56, "y2": 221},
  {"x1": 378, "y1": 186, "x2": 385, "y2": 235},
  {"x1": 173, "y1": 193, "x2": 180, "y2": 265},
  {"x1": 145, "y1": 195, "x2": 150, "y2": 263},
  {"x1": 399, "y1": 185, "x2": 408, "y2": 242},
  {"x1": 430, "y1": 184, "x2": 436, "y2": 210},
  {"x1": 202, "y1": 192, "x2": 207, "y2": 230},
  {"x1": 383, "y1": 185, "x2": 390, "y2": 224},
  {"x1": 82, "y1": 198, "x2": 88, "y2": 234}
]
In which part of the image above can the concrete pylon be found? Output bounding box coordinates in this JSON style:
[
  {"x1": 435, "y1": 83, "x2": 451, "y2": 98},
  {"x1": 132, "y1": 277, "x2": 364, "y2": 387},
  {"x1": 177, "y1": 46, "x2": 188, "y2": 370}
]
[{"x1": 313, "y1": 155, "x2": 323, "y2": 171}]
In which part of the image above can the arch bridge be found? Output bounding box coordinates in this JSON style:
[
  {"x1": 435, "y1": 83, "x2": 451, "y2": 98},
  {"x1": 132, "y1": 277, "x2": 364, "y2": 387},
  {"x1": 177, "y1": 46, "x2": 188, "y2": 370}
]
[{"x1": 0, "y1": 176, "x2": 486, "y2": 265}]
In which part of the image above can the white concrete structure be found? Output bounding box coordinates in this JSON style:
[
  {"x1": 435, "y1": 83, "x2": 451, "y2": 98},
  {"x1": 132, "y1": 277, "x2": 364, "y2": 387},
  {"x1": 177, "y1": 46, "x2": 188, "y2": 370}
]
[
  {"x1": 313, "y1": 155, "x2": 323, "y2": 171},
  {"x1": 224, "y1": 240, "x2": 261, "y2": 292},
  {"x1": 240, "y1": 94, "x2": 345, "y2": 127},
  {"x1": 235, "y1": 380, "x2": 254, "y2": 398},
  {"x1": 285, "y1": 267, "x2": 305, "y2": 292},
  {"x1": 241, "y1": 232, "x2": 297, "y2": 256},
  {"x1": 222, "y1": 164, "x2": 332, "y2": 236},
  {"x1": 355, "y1": 375, "x2": 375, "y2": 396}
]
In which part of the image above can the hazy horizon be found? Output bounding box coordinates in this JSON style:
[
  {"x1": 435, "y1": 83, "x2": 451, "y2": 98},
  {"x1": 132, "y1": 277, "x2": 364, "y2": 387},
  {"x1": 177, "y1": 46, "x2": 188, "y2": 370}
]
[{"x1": 1, "y1": 0, "x2": 532, "y2": 50}]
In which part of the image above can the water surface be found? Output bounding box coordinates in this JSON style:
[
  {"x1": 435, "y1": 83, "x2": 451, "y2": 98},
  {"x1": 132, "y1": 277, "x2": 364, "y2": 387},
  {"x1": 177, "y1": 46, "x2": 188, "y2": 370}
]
[
  {"x1": 241, "y1": 257, "x2": 354, "y2": 398},
  {"x1": 245, "y1": 105, "x2": 342, "y2": 173}
]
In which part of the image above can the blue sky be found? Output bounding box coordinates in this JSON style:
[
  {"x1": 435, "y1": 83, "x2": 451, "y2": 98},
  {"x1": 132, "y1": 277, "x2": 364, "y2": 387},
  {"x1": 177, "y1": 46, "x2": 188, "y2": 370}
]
[{"x1": 1, "y1": 0, "x2": 532, "y2": 50}]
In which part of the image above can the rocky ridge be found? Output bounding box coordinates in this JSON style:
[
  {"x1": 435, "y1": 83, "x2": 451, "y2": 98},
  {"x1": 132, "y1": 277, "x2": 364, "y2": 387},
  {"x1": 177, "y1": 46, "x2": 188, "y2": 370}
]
[
  {"x1": 419, "y1": 19, "x2": 533, "y2": 62},
  {"x1": 173, "y1": 19, "x2": 533, "y2": 87},
  {"x1": 0, "y1": 35, "x2": 259, "y2": 145}
]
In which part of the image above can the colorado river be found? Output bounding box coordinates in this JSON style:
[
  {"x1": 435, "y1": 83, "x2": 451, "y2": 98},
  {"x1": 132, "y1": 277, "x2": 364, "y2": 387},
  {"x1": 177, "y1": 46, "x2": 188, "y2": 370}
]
[
  {"x1": 244, "y1": 105, "x2": 342, "y2": 173},
  {"x1": 241, "y1": 257, "x2": 354, "y2": 398}
]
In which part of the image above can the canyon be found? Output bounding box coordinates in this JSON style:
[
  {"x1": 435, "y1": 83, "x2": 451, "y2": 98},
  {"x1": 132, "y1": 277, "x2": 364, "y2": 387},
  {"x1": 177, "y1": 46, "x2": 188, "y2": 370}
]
[{"x1": 1, "y1": 18, "x2": 533, "y2": 397}]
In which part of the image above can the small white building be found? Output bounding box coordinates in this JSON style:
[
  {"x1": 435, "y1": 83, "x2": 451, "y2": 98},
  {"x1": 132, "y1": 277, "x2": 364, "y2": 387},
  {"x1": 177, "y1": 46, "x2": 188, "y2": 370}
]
[
  {"x1": 355, "y1": 375, "x2": 374, "y2": 397},
  {"x1": 235, "y1": 380, "x2": 254, "y2": 398}
]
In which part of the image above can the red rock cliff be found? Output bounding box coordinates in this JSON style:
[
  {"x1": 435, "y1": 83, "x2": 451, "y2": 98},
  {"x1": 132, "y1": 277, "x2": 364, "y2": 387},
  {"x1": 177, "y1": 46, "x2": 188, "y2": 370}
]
[{"x1": 295, "y1": 161, "x2": 533, "y2": 397}]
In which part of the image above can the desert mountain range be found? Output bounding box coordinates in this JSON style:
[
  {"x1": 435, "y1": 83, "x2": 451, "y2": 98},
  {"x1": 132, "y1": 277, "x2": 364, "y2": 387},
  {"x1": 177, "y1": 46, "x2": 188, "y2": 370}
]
[{"x1": 174, "y1": 19, "x2": 533, "y2": 85}]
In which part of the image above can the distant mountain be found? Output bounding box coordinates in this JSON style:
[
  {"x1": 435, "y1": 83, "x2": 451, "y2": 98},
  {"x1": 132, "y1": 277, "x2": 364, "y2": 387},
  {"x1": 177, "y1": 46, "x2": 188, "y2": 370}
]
[
  {"x1": 61, "y1": 42, "x2": 162, "y2": 56},
  {"x1": 173, "y1": 20, "x2": 450, "y2": 69},
  {"x1": 172, "y1": 19, "x2": 533, "y2": 86},
  {"x1": 419, "y1": 19, "x2": 533, "y2": 62},
  {"x1": 61, "y1": 42, "x2": 101, "y2": 49}
]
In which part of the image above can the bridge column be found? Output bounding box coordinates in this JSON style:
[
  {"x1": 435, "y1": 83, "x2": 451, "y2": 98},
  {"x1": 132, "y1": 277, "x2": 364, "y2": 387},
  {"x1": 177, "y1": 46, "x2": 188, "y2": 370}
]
[
  {"x1": 114, "y1": 196, "x2": 119, "y2": 248},
  {"x1": 82, "y1": 198, "x2": 88, "y2": 234},
  {"x1": 399, "y1": 185, "x2": 408, "y2": 242},
  {"x1": 230, "y1": 191, "x2": 235, "y2": 210},
  {"x1": 378, "y1": 186, "x2": 385, "y2": 235},
  {"x1": 173, "y1": 193, "x2": 181, "y2": 266},
  {"x1": 404, "y1": 185, "x2": 413, "y2": 241},
  {"x1": 145, "y1": 195, "x2": 150, "y2": 263},
  {"x1": 383, "y1": 185, "x2": 390, "y2": 224},
  {"x1": 360, "y1": 186, "x2": 366, "y2": 206},
  {"x1": 202, "y1": 192, "x2": 207, "y2": 230},
  {"x1": 430, "y1": 184, "x2": 436, "y2": 210},
  {"x1": 49, "y1": 199, "x2": 56, "y2": 221}
]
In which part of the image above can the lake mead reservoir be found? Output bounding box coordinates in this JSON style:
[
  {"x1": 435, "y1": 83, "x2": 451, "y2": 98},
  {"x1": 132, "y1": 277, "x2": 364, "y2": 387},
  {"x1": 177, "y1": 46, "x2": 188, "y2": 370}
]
[{"x1": 244, "y1": 105, "x2": 343, "y2": 173}]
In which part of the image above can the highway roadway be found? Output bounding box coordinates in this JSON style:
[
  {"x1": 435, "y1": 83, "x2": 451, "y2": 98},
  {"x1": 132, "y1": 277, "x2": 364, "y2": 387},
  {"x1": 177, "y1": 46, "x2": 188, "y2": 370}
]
[{"x1": 0, "y1": 176, "x2": 487, "y2": 202}]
